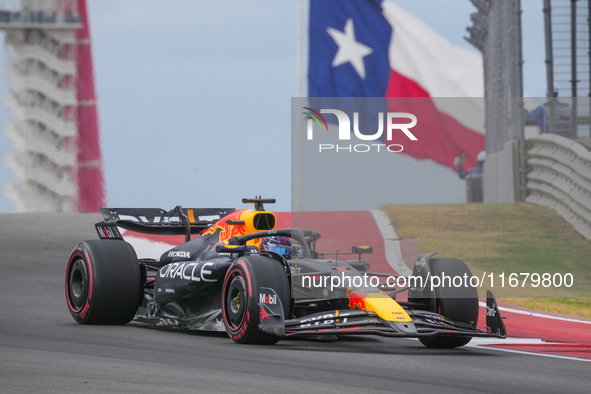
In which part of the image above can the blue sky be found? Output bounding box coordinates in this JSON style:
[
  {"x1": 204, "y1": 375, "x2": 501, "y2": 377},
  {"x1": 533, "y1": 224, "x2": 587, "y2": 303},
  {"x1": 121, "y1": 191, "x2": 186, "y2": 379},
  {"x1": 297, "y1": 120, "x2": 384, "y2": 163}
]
[{"x1": 0, "y1": 0, "x2": 548, "y2": 213}]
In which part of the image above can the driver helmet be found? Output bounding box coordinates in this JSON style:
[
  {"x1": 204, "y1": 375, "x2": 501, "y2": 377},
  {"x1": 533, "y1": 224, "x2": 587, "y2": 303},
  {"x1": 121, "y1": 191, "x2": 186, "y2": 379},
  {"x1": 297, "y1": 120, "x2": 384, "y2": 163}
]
[{"x1": 261, "y1": 236, "x2": 291, "y2": 258}]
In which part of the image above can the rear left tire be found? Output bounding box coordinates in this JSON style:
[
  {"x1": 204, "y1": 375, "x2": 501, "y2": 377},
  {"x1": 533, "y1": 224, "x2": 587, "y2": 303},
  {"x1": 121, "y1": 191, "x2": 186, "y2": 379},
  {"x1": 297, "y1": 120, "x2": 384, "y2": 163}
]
[{"x1": 66, "y1": 240, "x2": 141, "y2": 325}]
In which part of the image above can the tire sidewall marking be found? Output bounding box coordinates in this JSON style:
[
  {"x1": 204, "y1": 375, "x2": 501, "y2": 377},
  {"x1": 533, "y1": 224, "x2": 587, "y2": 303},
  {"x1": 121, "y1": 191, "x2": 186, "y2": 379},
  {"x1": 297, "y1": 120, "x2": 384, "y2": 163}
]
[
  {"x1": 65, "y1": 247, "x2": 94, "y2": 320},
  {"x1": 223, "y1": 268, "x2": 249, "y2": 334}
]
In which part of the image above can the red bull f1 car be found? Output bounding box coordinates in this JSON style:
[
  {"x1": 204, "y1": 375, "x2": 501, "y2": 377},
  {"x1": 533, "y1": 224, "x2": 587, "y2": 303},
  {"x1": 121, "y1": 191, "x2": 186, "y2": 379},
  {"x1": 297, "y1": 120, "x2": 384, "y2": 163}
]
[{"x1": 65, "y1": 198, "x2": 506, "y2": 348}]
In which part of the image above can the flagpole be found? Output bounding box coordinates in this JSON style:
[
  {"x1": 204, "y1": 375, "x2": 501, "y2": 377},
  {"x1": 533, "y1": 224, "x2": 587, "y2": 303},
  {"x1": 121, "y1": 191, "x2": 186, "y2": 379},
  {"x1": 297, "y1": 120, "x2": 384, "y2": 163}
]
[
  {"x1": 294, "y1": 0, "x2": 305, "y2": 212},
  {"x1": 296, "y1": 0, "x2": 304, "y2": 98}
]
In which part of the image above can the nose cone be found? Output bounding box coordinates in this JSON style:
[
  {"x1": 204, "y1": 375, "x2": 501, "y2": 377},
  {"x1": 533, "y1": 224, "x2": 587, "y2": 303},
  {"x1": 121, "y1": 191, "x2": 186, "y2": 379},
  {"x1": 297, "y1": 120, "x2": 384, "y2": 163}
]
[{"x1": 390, "y1": 321, "x2": 417, "y2": 335}]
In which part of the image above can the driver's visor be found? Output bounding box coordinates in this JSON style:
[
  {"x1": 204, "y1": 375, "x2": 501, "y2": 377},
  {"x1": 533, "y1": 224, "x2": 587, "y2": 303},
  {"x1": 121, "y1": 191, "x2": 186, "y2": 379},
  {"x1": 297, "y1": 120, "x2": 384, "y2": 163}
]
[{"x1": 269, "y1": 246, "x2": 290, "y2": 256}]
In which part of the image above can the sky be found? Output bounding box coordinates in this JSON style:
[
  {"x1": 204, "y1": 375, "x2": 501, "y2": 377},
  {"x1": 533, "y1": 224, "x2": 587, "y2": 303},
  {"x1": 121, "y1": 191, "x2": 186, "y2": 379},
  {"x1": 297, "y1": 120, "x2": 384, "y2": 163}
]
[{"x1": 0, "y1": 0, "x2": 548, "y2": 213}]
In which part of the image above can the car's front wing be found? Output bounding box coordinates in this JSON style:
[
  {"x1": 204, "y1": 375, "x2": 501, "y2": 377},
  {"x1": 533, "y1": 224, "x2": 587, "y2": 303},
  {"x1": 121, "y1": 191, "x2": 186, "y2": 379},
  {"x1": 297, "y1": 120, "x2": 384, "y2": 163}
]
[{"x1": 261, "y1": 290, "x2": 507, "y2": 340}]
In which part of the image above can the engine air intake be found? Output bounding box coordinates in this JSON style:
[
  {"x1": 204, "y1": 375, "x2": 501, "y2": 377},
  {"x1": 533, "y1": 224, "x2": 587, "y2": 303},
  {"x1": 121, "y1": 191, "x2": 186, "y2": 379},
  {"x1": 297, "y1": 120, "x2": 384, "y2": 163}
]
[{"x1": 253, "y1": 213, "x2": 276, "y2": 230}]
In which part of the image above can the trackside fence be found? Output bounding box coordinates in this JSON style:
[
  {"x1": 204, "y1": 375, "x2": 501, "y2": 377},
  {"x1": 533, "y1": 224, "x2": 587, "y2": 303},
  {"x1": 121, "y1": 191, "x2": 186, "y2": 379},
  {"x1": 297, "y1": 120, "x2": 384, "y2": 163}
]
[{"x1": 526, "y1": 134, "x2": 591, "y2": 240}]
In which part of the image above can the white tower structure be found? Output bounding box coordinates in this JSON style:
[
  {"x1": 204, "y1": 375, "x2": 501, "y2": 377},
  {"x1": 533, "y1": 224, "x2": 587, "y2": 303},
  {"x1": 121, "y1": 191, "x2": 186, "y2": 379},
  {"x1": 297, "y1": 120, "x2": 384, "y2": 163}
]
[{"x1": 0, "y1": 0, "x2": 81, "y2": 211}]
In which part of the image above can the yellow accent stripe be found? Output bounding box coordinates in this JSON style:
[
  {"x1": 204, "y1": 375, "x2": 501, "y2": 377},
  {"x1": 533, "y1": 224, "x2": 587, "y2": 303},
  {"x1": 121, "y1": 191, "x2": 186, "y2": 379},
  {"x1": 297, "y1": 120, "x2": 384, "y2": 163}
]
[
  {"x1": 364, "y1": 294, "x2": 412, "y2": 322},
  {"x1": 187, "y1": 209, "x2": 195, "y2": 223}
]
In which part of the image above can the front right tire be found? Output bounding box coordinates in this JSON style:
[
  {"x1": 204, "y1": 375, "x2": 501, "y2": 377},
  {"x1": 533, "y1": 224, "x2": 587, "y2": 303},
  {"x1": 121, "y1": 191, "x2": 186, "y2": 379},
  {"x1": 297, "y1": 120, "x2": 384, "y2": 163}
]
[{"x1": 222, "y1": 255, "x2": 290, "y2": 344}]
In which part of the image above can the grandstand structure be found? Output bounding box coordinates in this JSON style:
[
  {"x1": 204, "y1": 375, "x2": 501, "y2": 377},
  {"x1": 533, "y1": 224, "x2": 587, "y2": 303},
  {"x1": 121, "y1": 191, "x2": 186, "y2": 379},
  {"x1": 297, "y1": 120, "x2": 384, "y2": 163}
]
[
  {"x1": 467, "y1": 0, "x2": 591, "y2": 239},
  {"x1": 0, "y1": 0, "x2": 104, "y2": 212}
]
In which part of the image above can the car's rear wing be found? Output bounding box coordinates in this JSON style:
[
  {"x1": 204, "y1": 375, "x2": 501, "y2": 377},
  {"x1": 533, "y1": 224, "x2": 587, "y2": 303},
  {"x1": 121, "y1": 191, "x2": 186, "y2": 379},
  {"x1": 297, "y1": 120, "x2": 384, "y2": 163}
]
[{"x1": 95, "y1": 206, "x2": 235, "y2": 242}]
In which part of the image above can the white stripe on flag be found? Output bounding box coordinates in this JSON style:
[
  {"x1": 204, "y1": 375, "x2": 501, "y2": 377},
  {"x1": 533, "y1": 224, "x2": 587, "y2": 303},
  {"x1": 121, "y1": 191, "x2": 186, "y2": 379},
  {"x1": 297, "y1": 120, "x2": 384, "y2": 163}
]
[{"x1": 382, "y1": 1, "x2": 485, "y2": 134}]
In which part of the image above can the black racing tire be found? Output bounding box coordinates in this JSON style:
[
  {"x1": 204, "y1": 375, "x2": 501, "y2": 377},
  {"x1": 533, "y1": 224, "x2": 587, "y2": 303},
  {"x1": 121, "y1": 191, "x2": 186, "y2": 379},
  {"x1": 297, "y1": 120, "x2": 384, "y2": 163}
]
[
  {"x1": 419, "y1": 258, "x2": 478, "y2": 349},
  {"x1": 65, "y1": 240, "x2": 141, "y2": 325},
  {"x1": 222, "y1": 255, "x2": 290, "y2": 345}
]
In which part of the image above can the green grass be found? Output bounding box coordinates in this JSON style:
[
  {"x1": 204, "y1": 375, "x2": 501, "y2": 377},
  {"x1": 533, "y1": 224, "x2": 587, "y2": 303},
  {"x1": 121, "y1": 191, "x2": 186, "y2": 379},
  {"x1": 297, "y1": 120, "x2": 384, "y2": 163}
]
[{"x1": 383, "y1": 203, "x2": 591, "y2": 317}]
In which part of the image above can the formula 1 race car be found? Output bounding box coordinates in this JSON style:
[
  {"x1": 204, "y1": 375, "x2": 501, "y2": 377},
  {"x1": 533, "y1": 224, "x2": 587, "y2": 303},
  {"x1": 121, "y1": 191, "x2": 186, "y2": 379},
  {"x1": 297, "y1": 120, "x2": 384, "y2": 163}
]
[{"x1": 65, "y1": 197, "x2": 506, "y2": 348}]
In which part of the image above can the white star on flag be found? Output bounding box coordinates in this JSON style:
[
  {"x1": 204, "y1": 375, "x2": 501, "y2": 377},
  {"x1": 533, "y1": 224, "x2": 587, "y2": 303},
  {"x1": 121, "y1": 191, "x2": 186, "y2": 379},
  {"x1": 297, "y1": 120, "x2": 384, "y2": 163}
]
[{"x1": 327, "y1": 19, "x2": 373, "y2": 79}]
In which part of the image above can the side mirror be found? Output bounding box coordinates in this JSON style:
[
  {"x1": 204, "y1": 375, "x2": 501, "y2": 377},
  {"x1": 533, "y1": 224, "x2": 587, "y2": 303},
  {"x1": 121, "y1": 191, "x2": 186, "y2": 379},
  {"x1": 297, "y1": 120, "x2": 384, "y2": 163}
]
[{"x1": 352, "y1": 246, "x2": 373, "y2": 255}]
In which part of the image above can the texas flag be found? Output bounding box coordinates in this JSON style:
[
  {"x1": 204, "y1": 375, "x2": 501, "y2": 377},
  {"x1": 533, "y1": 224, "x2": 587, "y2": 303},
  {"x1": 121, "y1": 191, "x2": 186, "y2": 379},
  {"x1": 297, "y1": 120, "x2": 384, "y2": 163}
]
[{"x1": 308, "y1": 0, "x2": 485, "y2": 169}]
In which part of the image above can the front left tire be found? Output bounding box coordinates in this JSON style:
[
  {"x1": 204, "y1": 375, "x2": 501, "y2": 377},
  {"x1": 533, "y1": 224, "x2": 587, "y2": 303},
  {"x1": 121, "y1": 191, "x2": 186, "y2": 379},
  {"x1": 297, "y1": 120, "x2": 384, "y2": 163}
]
[{"x1": 418, "y1": 257, "x2": 479, "y2": 348}]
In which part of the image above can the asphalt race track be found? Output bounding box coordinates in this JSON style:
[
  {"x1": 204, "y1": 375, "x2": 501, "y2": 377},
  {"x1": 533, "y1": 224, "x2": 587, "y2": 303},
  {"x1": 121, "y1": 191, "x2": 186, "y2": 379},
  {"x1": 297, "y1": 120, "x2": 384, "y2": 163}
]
[{"x1": 0, "y1": 214, "x2": 589, "y2": 393}]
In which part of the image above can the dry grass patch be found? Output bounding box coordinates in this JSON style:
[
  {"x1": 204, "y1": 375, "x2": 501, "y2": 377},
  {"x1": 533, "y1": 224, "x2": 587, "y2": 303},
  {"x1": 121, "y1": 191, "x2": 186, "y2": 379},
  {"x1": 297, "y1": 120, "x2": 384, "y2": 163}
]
[{"x1": 500, "y1": 298, "x2": 591, "y2": 319}]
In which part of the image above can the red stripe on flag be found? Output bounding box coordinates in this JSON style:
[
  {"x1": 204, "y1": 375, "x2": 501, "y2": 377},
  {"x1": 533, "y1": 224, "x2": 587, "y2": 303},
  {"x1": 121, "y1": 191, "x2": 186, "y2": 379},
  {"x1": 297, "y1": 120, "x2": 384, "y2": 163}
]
[{"x1": 386, "y1": 69, "x2": 484, "y2": 170}]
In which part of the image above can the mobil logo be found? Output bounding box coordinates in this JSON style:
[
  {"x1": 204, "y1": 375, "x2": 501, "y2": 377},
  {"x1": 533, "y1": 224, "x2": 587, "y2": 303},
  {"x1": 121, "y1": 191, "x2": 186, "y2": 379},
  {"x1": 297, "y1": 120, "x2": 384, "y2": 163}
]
[{"x1": 259, "y1": 292, "x2": 277, "y2": 305}]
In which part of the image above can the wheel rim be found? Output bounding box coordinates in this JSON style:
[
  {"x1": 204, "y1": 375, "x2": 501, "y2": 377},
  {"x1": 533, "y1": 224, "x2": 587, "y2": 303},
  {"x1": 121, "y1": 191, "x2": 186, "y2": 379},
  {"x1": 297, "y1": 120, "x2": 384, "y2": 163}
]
[
  {"x1": 225, "y1": 274, "x2": 246, "y2": 329},
  {"x1": 68, "y1": 258, "x2": 88, "y2": 311}
]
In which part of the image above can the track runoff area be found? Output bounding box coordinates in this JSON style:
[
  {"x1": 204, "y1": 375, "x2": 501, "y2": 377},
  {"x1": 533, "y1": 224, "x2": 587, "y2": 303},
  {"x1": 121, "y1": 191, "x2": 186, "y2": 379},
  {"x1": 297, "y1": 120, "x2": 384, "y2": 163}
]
[{"x1": 122, "y1": 210, "x2": 591, "y2": 362}]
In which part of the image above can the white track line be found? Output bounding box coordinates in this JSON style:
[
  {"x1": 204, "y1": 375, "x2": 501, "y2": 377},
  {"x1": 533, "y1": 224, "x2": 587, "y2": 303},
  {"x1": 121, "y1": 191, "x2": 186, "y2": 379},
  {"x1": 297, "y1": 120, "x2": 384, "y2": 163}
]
[
  {"x1": 469, "y1": 337, "x2": 559, "y2": 346},
  {"x1": 471, "y1": 344, "x2": 591, "y2": 363},
  {"x1": 370, "y1": 210, "x2": 412, "y2": 276},
  {"x1": 469, "y1": 338, "x2": 591, "y2": 363},
  {"x1": 478, "y1": 301, "x2": 591, "y2": 325}
]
